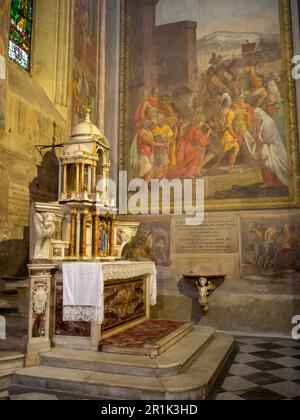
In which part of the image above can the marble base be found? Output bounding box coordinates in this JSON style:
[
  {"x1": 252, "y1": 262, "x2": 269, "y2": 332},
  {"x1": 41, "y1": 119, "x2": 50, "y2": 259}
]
[
  {"x1": 52, "y1": 336, "x2": 97, "y2": 352},
  {"x1": 12, "y1": 327, "x2": 235, "y2": 400}
]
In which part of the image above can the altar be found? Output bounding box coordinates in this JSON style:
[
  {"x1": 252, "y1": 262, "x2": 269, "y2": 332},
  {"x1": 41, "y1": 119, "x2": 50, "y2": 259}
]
[
  {"x1": 25, "y1": 112, "x2": 158, "y2": 364},
  {"x1": 53, "y1": 261, "x2": 157, "y2": 351}
]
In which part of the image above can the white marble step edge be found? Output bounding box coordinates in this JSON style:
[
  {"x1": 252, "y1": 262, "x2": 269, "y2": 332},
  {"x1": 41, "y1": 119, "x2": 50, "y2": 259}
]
[
  {"x1": 41, "y1": 326, "x2": 215, "y2": 378},
  {"x1": 0, "y1": 352, "x2": 25, "y2": 370},
  {"x1": 12, "y1": 335, "x2": 235, "y2": 400},
  {"x1": 0, "y1": 369, "x2": 14, "y2": 391}
]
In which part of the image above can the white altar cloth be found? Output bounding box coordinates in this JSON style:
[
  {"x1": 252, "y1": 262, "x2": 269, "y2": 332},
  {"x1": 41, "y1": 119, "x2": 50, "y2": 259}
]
[
  {"x1": 63, "y1": 263, "x2": 104, "y2": 324},
  {"x1": 62, "y1": 261, "x2": 157, "y2": 324}
]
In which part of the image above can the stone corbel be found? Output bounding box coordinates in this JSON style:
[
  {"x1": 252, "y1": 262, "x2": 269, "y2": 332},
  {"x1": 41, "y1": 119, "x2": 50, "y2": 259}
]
[{"x1": 30, "y1": 202, "x2": 63, "y2": 262}]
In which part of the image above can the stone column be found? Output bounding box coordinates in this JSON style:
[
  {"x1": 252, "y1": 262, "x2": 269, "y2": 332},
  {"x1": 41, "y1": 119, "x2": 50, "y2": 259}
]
[
  {"x1": 81, "y1": 212, "x2": 87, "y2": 258},
  {"x1": 109, "y1": 217, "x2": 115, "y2": 257},
  {"x1": 58, "y1": 163, "x2": 62, "y2": 197},
  {"x1": 63, "y1": 164, "x2": 67, "y2": 196},
  {"x1": 70, "y1": 212, "x2": 76, "y2": 257},
  {"x1": 76, "y1": 164, "x2": 80, "y2": 194},
  {"x1": 93, "y1": 214, "x2": 99, "y2": 257},
  {"x1": 76, "y1": 211, "x2": 81, "y2": 257},
  {"x1": 93, "y1": 164, "x2": 97, "y2": 192},
  {"x1": 88, "y1": 166, "x2": 92, "y2": 193},
  {"x1": 81, "y1": 163, "x2": 85, "y2": 192},
  {"x1": 26, "y1": 264, "x2": 56, "y2": 367}
]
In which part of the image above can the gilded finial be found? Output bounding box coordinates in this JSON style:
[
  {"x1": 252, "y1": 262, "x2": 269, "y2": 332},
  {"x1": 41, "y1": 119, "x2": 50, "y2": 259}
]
[{"x1": 85, "y1": 107, "x2": 92, "y2": 123}]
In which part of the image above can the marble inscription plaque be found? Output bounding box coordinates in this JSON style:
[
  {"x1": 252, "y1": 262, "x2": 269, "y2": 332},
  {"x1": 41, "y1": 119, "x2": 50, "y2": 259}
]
[
  {"x1": 8, "y1": 183, "x2": 30, "y2": 225},
  {"x1": 174, "y1": 216, "x2": 238, "y2": 253}
]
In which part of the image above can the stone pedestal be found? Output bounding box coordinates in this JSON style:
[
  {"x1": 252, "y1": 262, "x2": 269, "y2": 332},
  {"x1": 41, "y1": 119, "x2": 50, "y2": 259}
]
[{"x1": 26, "y1": 264, "x2": 56, "y2": 367}]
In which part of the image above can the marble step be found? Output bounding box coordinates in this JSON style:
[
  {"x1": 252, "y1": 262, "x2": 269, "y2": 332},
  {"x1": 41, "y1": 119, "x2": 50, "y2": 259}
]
[
  {"x1": 12, "y1": 334, "x2": 235, "y2": 400},
  {"x1": 0, "y1": 352, "x2": 24, "y2": 370},
  {"x1": 0, "y1": 369, "x2": 14, "y2": 391},
  {"x1": 0, "y1": 335, "x2": 27, "y2": 352},
  {"x1": 41, "y1": 326, "x2": 215, "y2": 378}
]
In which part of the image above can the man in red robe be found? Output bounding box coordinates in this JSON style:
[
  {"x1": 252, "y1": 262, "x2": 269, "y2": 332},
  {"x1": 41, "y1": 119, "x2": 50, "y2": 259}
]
[{"x1": 167, "y1": 115, "x2": 212, "y2": 179}]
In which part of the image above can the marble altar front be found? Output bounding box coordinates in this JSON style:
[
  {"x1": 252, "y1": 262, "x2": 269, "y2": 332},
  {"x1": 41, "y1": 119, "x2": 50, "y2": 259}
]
[{"x1": 26, "y1": 261, "x2": 157, "y2": 365}]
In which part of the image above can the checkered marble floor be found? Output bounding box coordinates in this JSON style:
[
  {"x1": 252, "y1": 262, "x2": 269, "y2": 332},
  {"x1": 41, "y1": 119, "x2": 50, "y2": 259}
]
[{"x1": 216, "y1": 337, "x2": 300, "y2": 400}]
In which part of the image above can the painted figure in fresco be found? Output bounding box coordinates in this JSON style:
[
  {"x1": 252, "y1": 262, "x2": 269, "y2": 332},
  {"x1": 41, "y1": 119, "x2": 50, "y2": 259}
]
[
  {"x1": 130, "y1": 119, "x2": 166, "y2": 183},
  {"x1": 252, "y1": 108, "x2": 288, "y2": 188},
  {"x1": 265, "y1": 72, "x2": 282, "y2": 105},
  {"x1": 123, "y1": 226, "x2": 154, "y2": 262},
  {"x1": 273, "y1": 225, "x2": 300, "y2": 271},
  {"x1": 265, "y1": 102, "x2": 285, "y2": 146},
  {"x1": 239, "y1": 65, "x2": 268, "y2": 108},
  {"x1": 249, "y1": 223, "x2": 267, "y2": 267},
  {"x1": 232, "y1": 93, "x2": 253, "y2": 141},
  {"x1": 167, "y1": 114, "x2": 211, "y2": 179},
  {"x1": 151, "y1": 114, "x2": 175, "y2": 179},
  {"x1": 72, "y1": 70, "x2": 85, "y2": 121},
  {"x1": 154, "y1": 229, "x2": 169, "y2": 266},
  {"x1": 263, "y1": 226, "x2": 281, "y2": 271},
  {"x1": 135, "y1": 88, "x2": 160, "y2": 129},
  {"x1": 215, "y1": 93, "x2": 241, "y2": 173}
]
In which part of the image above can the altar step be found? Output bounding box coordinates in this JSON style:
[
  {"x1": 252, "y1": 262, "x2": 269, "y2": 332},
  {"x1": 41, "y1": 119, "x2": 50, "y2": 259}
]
[
  {"x1": 0, "y1": 313, "x2": 28, "y2": 352},
  {"x1": 0, "y1": 352, "x2": 24, "y2": 370},
  {"x1": 0, "y1": 352, "x2": 25, "y2": 391},
  {"x1": 0, "y1": 278, "x2": 29, "y2": 353},
  {"x1": 43, "y1": 326, "x2": 214, "y2": 378},
  {"x1": 12, "y1": 330, "x2": 235, "y2": 400}
]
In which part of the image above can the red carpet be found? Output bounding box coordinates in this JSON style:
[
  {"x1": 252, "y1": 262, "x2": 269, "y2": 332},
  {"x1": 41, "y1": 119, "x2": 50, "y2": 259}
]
[{"x1": 101, "y1": 320, "x2": 187, "y2": 348}]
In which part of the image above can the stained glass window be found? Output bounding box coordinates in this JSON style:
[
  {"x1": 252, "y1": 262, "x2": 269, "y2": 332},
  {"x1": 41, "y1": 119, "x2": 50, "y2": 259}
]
[{"x1": 8, "y1": 0, "x2": 33, "y2": 71}]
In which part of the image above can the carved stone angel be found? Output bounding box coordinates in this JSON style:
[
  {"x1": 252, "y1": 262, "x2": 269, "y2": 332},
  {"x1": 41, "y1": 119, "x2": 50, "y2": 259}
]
[{"x1": 33, "y1": 212, "x2": 57, "y2": 260}]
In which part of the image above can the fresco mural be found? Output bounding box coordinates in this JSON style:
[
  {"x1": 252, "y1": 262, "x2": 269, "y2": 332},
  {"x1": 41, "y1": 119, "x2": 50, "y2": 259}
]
[
  {"x1": 120, "y1": 0, "x2": 299, "y2": 210},
  {"x1": 72, "y1": 0, "x2": 99, "y2": 125},
  {"x1": 122, "y1": 221, "x2": 170, "y2": 266},
  {"x1": 0, "y1": 0, "x2": 9, "y2": 130},
  {"x1": 240, "y1": 213, "x2": 300, "y2": 280}
]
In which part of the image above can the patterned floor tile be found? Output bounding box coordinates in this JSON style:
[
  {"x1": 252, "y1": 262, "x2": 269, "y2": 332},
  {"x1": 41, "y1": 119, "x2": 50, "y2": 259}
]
[
  {"x1": 254, "y1": 343, "x2": 285, "y2": 351},
  {"x1": 247, "y1": 360, "x2": 287, "y2": 372},
  {"x1": 215, "y1": 336, "x2": 300, "y2": 400},
  {"x1": 215, "y1": 392, "x2": 245, "y2": 401},
  {"x1": 243, "y1": 372, "x2": 285, "y2": 386},
  {"x1": 295, "y1": 379, "x2": 300, "y2": 385},
  {"x1": 273, "y1": 357, "x2": 300, "y2": 368},
  {"x1": 273, "y1": 348, "x2": 300, "y2": 357},
  {"x1": 221, "y1": 376, "x2": 256, "y2": 392},
  {"x1": 268, "y1": 368, "x2": 300, "y2": 381},
  {"x1": 239, "y1": 345, "x2": 266, "y2": 354},
  {"x1": 229, "y1": 364, "x2": 261, "y2": 377},
  {"x1": 272, "y1": 340, "x2": 300, "y2": 348},
  {"x1": 250, "y1": 351, "x2": 286, "y2": 360},
  {"x1": 234, "y1": 353, "x2": 262, "y2": 364},
  {"x1": 237, "y1": 387, "x2": 284, "y2": 401},
  {"x1": 235, "y1": 338, "x2": 266, "y2": 346},
  {"x1": 264, "y1": 381, "x2": 300, "y2": 399}
]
